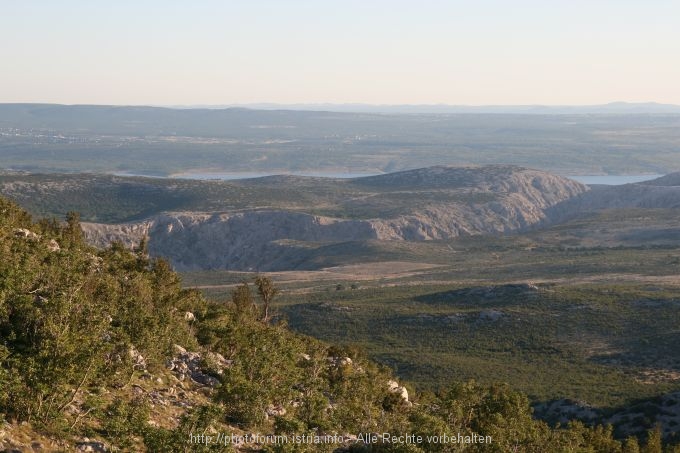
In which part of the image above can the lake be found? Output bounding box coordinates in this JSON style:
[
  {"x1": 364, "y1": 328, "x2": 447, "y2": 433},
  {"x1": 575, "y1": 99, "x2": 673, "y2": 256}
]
[
  {"x1": 569, "y1": 174, "x2": 664, "y2": 185},
  {"x1": 114, "y1": 170, "x2": 665, "y2": 185},
  {"x1": 167, "y1": 171, "x2": 382, "y2": 180}
]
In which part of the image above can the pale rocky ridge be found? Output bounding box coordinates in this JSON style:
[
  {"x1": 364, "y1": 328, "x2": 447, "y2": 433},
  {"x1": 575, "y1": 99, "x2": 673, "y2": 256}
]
[
  {"x1": 544, "y1": 173, "x2": 680, "y2": 224},
  {"x1": 82, "y1": 166, "x2": 588, "y2": 271},
  {"x1": 534, "y1": 392, "x2": 680, "y2": 440}
]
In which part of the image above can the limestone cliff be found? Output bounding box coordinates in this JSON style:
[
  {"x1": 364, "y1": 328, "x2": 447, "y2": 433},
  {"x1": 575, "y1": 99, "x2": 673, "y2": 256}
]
[
  {"x1": 544, "y1": 172, "x2": 680, "y2": 224},
  {"x1": 82, "y1": 166, "x2": 587, "y2": 270}
]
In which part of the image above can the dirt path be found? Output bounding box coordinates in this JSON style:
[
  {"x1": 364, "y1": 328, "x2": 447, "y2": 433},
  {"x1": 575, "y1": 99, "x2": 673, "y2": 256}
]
[
  {"x1": 189, "y1": 261, "x2": 443, "y2": 289},
  {"x1": 189, "y1": 265, "x2": 680, "y2": 293}
]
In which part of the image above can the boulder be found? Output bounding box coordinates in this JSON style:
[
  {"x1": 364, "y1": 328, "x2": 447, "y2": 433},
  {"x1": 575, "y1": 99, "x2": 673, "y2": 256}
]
[
  {"x1": 128, "y1": 346, "x2": 147, "y2": 370},
  {"x1": 387, "y1": 380, "x2": 410, "y2": 403},
  {"x1": 266, "y1": 404, "x2": 287, "y2": 417},
  {"x1": 75, "y1": 439, "x2": 107, "y2": 452},
  {"x1": 166, "y1": 344, "x2": 228, "y2": 387},
  {"x1": 47, "y1": 239, "x2": 60, "y2": 252},
  {"x1": 14, "y1": 228, "x2": 40, "y2": 240}
]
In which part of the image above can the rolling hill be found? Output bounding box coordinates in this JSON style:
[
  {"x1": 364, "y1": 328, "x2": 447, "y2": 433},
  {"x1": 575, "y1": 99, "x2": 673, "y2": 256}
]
[{"x1": 3, "y1": 165, "x2": 586, "y2": 271}]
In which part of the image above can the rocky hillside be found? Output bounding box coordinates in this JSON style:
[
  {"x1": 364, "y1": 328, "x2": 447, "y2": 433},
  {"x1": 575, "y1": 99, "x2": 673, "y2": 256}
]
[
  {"x1": 4, "y1": 194, "x2": 665, "y2": 452},
  {"x1": 544, "y1": 171, "x2": 680, "y2": 224},
  {"x1": 80, "y1": 165, "x2": 588, "y2": 270},
  {"x1": 534, "y1": 392, "x2": 680, "y2": 441}
]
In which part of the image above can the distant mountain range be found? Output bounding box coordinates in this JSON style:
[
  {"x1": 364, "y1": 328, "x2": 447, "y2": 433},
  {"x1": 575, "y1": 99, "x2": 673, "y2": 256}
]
[
  {"x1": 3, "y1": 101, "x2": 680, "y2": 116},
  {"x1": 173, "y1": 101, "x2": 680, "y2": 114}
]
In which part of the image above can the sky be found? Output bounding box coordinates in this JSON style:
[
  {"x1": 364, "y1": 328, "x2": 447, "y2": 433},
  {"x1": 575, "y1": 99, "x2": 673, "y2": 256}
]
[{"x1": 2, "y1": 0, "x2": 679, "y2": 106}]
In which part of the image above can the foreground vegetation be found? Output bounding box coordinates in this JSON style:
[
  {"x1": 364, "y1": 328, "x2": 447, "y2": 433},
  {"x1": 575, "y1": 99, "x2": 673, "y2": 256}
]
[
  {"x1": 184, "y1": 209, "x2": 680, "y2": 435},
  {"x1": 2, "y1": 197, "x2": 678, "y2": 450}
]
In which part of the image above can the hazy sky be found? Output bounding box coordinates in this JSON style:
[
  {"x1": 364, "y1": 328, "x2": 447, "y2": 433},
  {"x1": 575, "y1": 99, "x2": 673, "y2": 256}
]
[{"x1": 2, "y1": 0, "x2": 679, "y2": 106}]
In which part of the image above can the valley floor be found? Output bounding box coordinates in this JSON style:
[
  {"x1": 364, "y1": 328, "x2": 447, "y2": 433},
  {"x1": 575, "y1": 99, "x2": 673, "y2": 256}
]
[{"x1": 183, "y1": 209, "x2": 680, "y2": 413}]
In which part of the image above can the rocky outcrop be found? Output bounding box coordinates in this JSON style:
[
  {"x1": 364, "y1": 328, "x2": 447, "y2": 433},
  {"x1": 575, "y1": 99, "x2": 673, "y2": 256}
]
[
  {"x1": 14, "y1": 228, "x2": 40, "y2": 240},
  {"x1": 166, "y1": 344, "x2": 231, "y2": 387},
  {"x1": 533, "y1": 399, "x2": 599, "y2": 425},
  {"x1": 534, "y1": 392, "x2": 680, "y2": 440},
  {"x1": 13, "y1": 228, "x2": 61, "y2": 252},
  {"x1": 81, "y1": 166, "x2": 588, "y2": 271},
  {"x1": 75, "y1": 439, "x2": 108, "y2": 452},
  {"x1": 606, "y1": 392, "x2": 680, "y2": 440},
  {"x1": 639, "y1": 172, "x2": 680, "y2": 187},
  {"x1": 545, "y1": 179, "x2": 680, "y2": 224},
  {"x1": 128, "y1": 345, "x2": 147, "y2": 370},
  {"x1": 387, "y1": 379, "x2": 410, "y2": 404}
]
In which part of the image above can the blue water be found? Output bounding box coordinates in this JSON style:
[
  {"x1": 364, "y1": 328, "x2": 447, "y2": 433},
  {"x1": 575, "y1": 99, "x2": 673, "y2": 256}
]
[
  {"x1": 168, "y1": 171, "x2": 382, "y2": 180},
  {"x1": 569, "y1": 174, "x2": 664, "y2": 185},
  {"x1": 113, "y1": 171, "x2": 664, "y2": 185}
]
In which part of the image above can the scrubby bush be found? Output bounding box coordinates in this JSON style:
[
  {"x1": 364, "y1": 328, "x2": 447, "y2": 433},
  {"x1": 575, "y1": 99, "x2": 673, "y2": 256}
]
[
  {"x1": 0, "y1": 196, "x2": 675, "y2": 451},
  {"x1": 0, "y1": 198, "x2": 200, "y2": 424}
]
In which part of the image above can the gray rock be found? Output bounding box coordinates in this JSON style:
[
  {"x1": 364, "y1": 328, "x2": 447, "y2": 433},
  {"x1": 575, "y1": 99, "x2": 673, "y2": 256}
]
[
  {"x1": 166, "y1": 344, "x2": 225, "y2": 387},
  {"x1": 76, "y1": 440, "x2": 107, "y2": 452},
  {"x1": 80, "y1": 166, "x2": 587, "y2": 271},
  {"x1": 128, "y1": 346, "x2": 147, "y2": 370},
  {"x1": 47, "y1": 239, "x2": 60, "y2": 252},
  {"x1": 266, "y1": 404, "x2": 287, "y2": 417},
  {"x1": 14, "y1": 228, "x2": 40, "y2": 239},
  {"x1": 387, "y1": 379, "x2": 410, "y2": 403}
]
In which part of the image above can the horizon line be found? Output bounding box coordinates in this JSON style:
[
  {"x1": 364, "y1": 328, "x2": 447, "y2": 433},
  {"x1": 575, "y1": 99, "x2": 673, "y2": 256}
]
[{"x1": 3, "y1": 101, "x2": 680, "y2": 116}]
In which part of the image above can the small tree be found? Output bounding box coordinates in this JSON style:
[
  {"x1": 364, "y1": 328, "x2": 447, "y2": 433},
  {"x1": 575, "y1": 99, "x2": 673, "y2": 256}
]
[
  {"x1": 255, "y1": 275, "x2": 279, "y2": 323},
  {"x1": 231, "y1": 282, "x2": 255, "y2": 320},
  {"x1": 623, "y1": 436, "x2": 641, "y2": 453},
  {"x1": 642, "y1": 427, "x2": 663, "y2": 453},
  {"x1": 134, "y1": 235, "x2": 149, "y2": 257},
  {"x1": 64, "y1": 211, "x2": 84, "y2": 246}
]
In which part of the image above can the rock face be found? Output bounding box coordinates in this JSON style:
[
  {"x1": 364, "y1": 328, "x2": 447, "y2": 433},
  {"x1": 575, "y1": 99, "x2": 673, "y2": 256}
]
[
  {"x1": 387, "y1": 379, "x2": 410, "y2": 404},
  {"x1": 534, "y1": 392, "x2": 680, "y2": 440},
  {"x1": 81, "y1": 166, "x2": 587, "y2": 271},
  {"x1": 533, "y1": 399, "x2": 599, "y2": 425},
  {"x1": 166, "y1": 344, "x2": 230, "y2": 387},
  {"x1": 545, "y1": 174, "x2": 680, "y2": 224}
]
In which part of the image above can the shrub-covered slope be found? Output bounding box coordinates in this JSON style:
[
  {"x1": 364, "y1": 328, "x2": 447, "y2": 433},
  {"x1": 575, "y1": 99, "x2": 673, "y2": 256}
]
[{"x1": 0, "y1": 196, "x2": 672, "y2": 452}]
